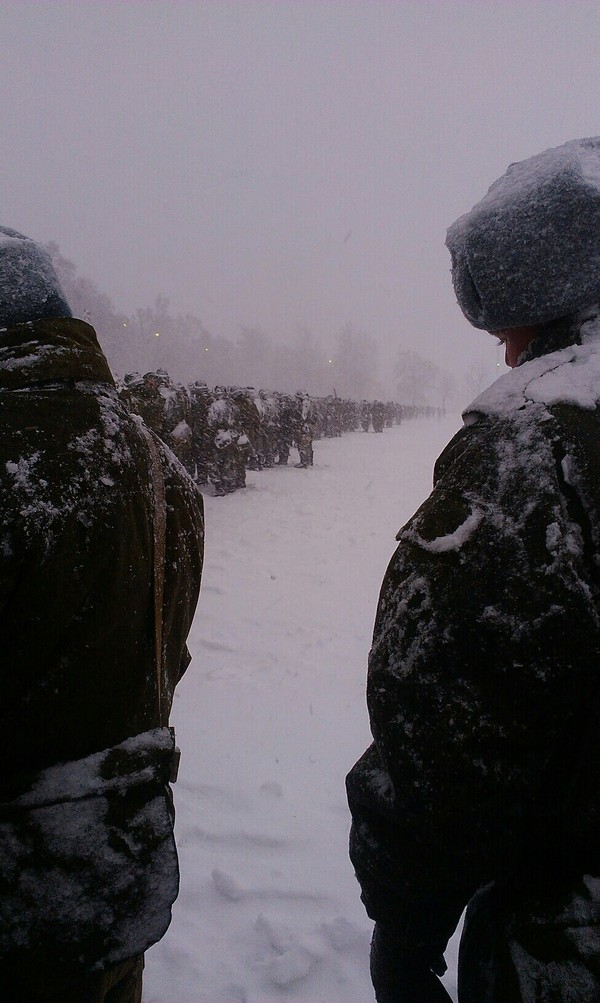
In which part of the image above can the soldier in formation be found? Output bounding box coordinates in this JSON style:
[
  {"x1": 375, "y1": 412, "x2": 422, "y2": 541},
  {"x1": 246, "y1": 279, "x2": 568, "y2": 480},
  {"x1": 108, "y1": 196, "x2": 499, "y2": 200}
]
[{"x1": 118, "y1": 374, "x2": 423, "y2": 495}]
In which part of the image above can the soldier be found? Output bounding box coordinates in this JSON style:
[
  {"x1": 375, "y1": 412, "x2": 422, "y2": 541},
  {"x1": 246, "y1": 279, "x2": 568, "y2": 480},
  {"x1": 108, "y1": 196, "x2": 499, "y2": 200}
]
[
  {"x1": 294, "y1": 391, "x2": 315, "y2": 468},
  {"x1": 188, "y1": 380, "x2": 213, "y2": 485},
  {"x1": 233, "y1": 387, "x2": 262, "y2": 471},
  {"x1": 207, "y1": 386, "x2": 240, "y2": 495},
  {"x1": 128, "y1": 371, "x2": 168, "y2": 439},
  {"x1": 260, "y1": 390, "x2": 280, "y2": 467},
  {"x1": 371, "y1": 399, "x2": 386, "y2": 432},
  {"x1": 360, "y1": 400, "x2": 372, "y2": 432},
  {"x1": 348, "y1": 135, "x2": 600, "y2": 1003},
  {"x1": 0, "y1": 227, "x2": 203, "y2": 1003},
  {"x1": 274, "y1": 391, "x2": 296, "y2": 464},
  {"x1": 156, "y1": 373, "x2": 193, "y2": 474}
]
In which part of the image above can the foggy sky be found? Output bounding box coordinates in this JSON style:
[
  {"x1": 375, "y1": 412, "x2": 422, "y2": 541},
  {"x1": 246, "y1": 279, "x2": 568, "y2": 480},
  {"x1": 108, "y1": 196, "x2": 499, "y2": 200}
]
[{"x1": 2, "y1": 0, "x2": 600, "y2": 386}]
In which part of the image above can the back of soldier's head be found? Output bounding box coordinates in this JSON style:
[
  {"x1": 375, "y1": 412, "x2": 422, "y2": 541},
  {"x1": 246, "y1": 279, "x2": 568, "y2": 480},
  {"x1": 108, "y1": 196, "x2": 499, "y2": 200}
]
[
  {"x1": 446, "y1": 137, "x2": 600, "y2": 332},
  {"x1": 0, "y1": 227, "x2": 72, "y2": 330}
]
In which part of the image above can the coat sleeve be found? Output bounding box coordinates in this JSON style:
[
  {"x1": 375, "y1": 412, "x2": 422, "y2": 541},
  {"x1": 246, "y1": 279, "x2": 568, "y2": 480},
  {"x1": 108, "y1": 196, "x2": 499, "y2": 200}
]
[
  {"x1": 346, "y1": 412, "x2": 600, "y2": 979},
  {"x1": 160, "y1": 441, "x2": 204, "y2": 702}
]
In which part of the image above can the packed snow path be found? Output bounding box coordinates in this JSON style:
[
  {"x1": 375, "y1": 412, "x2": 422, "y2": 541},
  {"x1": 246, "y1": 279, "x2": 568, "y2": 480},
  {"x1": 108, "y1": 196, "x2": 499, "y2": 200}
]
[{"x1": 143, "y1": 414, "x2": 463, "y2": 1003}]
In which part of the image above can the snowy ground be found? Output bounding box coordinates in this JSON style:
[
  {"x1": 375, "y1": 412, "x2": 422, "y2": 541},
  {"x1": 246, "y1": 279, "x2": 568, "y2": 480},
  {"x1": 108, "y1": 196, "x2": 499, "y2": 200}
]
[{"x1": 143, "y1": 413, "x2": 464, "y2": 1003}]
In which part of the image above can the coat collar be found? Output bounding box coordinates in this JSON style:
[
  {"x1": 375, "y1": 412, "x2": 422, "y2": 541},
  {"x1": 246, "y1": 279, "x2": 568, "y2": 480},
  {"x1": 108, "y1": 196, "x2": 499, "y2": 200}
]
[
  {"x1": 0, "y1": 317, "x2": 114, "y2": 390},
  {"x1": 465, "y1": 312, "x2": 600, "y2": 422}
]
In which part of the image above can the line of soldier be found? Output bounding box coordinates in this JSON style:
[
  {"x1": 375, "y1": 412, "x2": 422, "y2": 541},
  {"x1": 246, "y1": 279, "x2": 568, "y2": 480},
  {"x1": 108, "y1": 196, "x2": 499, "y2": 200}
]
[{"x1": 117, "y1": 370, "x2": 438, "y2": 496}]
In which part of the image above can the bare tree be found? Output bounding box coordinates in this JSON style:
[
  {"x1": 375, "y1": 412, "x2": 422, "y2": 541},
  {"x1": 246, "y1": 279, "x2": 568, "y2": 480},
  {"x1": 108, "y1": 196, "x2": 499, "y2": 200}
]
[
  {"x1": 394, "y1": 349, "x2": 439, "y2": 406},
  {"x1": 437, "y1": 369, "x2": 458, "y2": 412},
  {"x1": 333, "y1": 322, "x2": 379, "y2": 398},
  {"x1": 45, "y1": 243, "x2": 132, "y2": 373},
  {"x1": 293, "y1": 327, "x2": 330, "y2": 396}
]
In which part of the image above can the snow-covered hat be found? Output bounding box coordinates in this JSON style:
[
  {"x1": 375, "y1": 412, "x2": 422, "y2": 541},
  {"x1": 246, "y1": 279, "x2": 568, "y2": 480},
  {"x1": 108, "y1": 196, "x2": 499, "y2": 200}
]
[
  {"x1": 446, "y1": 137, "x2": 600, "y2": 331},
  {"x1": 0, "y1": 226, "x2": 72, "y2": 329}
]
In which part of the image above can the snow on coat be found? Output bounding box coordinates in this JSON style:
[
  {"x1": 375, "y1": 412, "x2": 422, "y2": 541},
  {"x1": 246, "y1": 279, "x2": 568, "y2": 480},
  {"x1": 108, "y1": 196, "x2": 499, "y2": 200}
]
[{"x1": 0, "y1": 728, "x2": 178, "y2": 971}]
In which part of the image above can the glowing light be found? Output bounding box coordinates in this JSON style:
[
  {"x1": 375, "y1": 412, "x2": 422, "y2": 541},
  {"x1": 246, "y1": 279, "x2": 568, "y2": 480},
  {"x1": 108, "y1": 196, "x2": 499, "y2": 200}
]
[{"x1": 155, "y1": 332, "x2": 160, "y2": 337}]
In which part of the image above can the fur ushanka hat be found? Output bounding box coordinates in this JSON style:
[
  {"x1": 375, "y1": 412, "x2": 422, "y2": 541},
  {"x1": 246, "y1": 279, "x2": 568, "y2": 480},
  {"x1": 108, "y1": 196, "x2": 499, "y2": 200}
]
[
  {"x1": 446, "y1": 137, "x2": 600, "y2": 331},
  {"x1": 0, "y1": 226, "x2": 72, "y2": 329}
]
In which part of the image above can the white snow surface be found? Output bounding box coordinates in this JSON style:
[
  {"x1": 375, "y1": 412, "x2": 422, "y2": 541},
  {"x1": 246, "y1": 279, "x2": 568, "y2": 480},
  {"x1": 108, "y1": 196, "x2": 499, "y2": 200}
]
[{"x1": 142, "y1": 414, "x2": 463, "y2": 1003}]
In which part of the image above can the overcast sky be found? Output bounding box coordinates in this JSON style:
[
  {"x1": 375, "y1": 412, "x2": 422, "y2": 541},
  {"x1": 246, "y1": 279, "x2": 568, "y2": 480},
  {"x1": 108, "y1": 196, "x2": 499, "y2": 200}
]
[{"x1": 2, "y1": 0, "x2": 600, "y2": 383}]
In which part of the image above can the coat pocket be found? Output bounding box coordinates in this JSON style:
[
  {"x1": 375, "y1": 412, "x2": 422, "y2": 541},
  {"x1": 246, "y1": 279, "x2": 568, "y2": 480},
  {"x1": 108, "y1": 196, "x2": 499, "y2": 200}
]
[{"x1": 0, "y1": 727, "x2": 179, "y2": 972}]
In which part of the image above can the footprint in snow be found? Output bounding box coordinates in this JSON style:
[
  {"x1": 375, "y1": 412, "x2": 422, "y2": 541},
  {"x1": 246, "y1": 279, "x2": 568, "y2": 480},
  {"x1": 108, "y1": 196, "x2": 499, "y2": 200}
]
[
  {"x1": 199, "y1": 638, "x2": 236, "y2": 653},
  {"x1": 211, "y1": 869, "x2": 331, "y2": 906},
  {"x1": 177, "y1": 780, "x2": 251, "y2": 811},
  {"x1": 263, "y1": 945, "x2": 315, "y2": 987},
  {"x1": 259, "y1": 781, "x2": 283, "y2": 798},
  {"x1": 212, "y1": 868, "x2": 245, "y2": 901},
  {"x1": 193, "y1": 824, "x2": 285, "y2": 848},
  {"x1": 320, "y1": 915, "x2": 370, "y2": 951},
  {"x1": 212, "y1": 986, "x2": 247, "y2": 1003},
  {"x1": 254, "y1": 914, "x2": 319, "y2": 987}
]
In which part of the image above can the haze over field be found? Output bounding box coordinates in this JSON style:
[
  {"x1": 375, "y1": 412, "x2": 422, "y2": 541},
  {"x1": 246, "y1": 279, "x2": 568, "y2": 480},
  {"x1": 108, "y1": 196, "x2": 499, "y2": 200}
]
[{"x1": 2, "y1": 2, "x2": 599, "y2": 395}]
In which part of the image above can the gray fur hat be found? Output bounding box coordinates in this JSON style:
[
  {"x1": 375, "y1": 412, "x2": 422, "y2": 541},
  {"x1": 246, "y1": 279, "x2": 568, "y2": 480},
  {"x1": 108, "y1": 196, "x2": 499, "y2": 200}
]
[
  {"x1": 446, "y1": 137, "x2": 600, "y2": 331},
  {"x1": 0, "y1": 226, "x2": 72, "y2": 329}
]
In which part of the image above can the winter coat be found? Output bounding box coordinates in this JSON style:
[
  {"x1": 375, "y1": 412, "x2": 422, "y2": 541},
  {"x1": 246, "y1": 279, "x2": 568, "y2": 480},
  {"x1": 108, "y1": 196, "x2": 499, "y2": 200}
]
[
  {"x1": 188, "y1": 384, "x2": 213, "y2": 446},
  {"x1": 127, "y1": 373, "x2": 169, "y2": 440},
  {"x1": 371, "y1": 400, "x2": 386, "y2": 432},
  {"x1": 159, "y1": 379, "x2": 193, "y2": 467},
  {"x1": 234, "y1": 393, "x2": 261, "y2": 445},
  {"x1": 347, "y1": 313, "x2": 600, "y2": 1001},
  {"x1": 0, "y1": 318, "x2": 204, "y2": 972},
  {"x1": 207, "y1": 395, "x2": 237, "y2": 433}
]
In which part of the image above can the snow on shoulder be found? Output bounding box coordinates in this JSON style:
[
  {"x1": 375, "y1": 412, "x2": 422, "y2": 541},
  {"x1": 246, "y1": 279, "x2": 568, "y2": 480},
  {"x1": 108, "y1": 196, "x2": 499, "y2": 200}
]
[
  {"x1": 0, "y1": 229, "x2": 26, "y2": 249},
  {"x1": 465, "y1": 315, "x2": 600, "y2": 421}
]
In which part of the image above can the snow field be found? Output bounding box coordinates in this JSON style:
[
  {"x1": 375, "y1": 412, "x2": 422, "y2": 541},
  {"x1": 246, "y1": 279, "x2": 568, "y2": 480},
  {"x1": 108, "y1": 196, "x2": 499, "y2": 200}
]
[{"x1": 143, "y1": 414, "x2": 463, "y2": 1003}]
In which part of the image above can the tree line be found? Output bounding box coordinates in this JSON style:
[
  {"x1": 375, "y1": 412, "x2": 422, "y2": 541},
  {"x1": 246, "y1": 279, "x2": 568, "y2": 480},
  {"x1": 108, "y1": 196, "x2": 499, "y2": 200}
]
[{"x1": 47, "y1": 243, "x2": 458, "y2": 407}]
